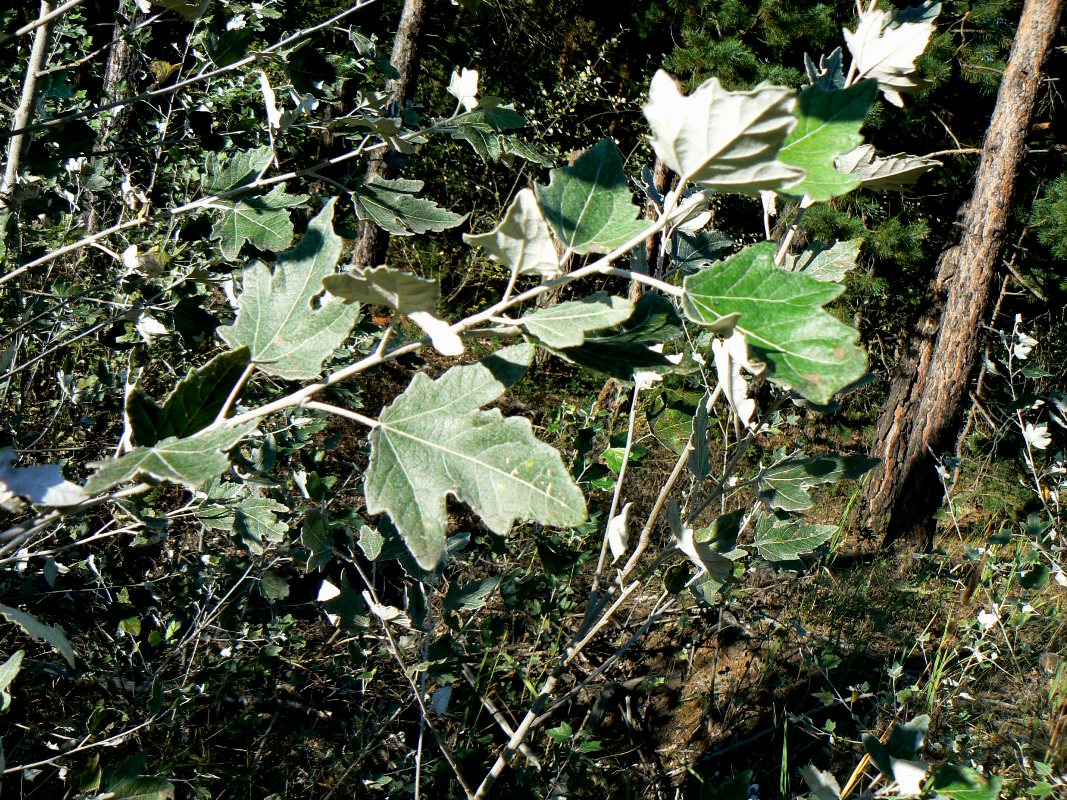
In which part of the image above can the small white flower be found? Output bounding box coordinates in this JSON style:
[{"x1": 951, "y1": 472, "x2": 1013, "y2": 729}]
[
  {"x1": 1023, "y1": 422, "x2": 1052, "y2": 450},
  {"x1": 226, "y1": 13, "x2": 247, "y2": 30},
  {"x1": 64, "y1": 156, "x2": 87, "y2": 174},
  {"x1": 447, "y1": 67, "x2": 479, "y2": 112}
]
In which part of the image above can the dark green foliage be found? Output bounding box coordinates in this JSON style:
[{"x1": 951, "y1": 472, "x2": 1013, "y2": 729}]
[{"x1": 1031, "y1": 172, "x2": 1067, "y2": 261}]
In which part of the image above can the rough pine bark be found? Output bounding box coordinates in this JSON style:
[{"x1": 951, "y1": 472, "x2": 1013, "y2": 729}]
[
  {"x1": 351, "y1": 0, "x2": 427, "y2": 267},
  {"x1": 860, "y1": 0, "x2": 1065, "y2": 549}
]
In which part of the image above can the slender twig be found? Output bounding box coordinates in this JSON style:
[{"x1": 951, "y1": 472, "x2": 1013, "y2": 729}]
[
  {"x1": 351, "y1": 560, "x2": 476, "y2": 800},
  {"x1": 214, "y1": 362, "x2": 256, "y2": 424},
  {"x1": 2, "y1": 0, "x2": 381, "y2": 142},
  {"x1": 2, "y1": 716, "x2": 160, "y2": 774},
  {"x1": 0, "y1": 0, "x2": 82, "y2": 48},
  {"x1": 302, "y1": 401, "x2": 378, "y2": 428}
]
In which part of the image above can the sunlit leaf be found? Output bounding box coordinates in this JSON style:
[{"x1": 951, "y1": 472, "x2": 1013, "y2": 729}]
[
  {"x1": 835, "y1": 144, "x2": 940, "y2": 190},
  {"x1": 927, "y1": 764, "x2": 1002, "y2": 800},
  {"x1": 218, "y1": 199, "x2": 361, "y2": 379},
  {"x1": 365, "y1": 344, "x2": 586, "y2": 570},
  {"x1": 464, "y1": 189, "x2": 561, "y2": 277},
  {"x1": 682, "y1": 242, "x2": 867, "y2": 404},
  {"x1": 785, "y1": 239, "x2": 863, "y2": 283},
  {"x1": 642, "y1": 69, "x2": 802, "y2": 193},
  {"x1": 520, "y1": 293, "x2": 633, "y2": 348},
  {"x1": 535, "y1": 138, "x2": 649, "y2": 254},
  {"x1": 211, "y1": 184, "x2": 308, "y2": 261},
  {"x1": 843, "y1": 1, "x2": 941, "y2": 107},
  {"x1": 0, "y1": 447, "x2": 87, "y2": 510},
  {"x1": 753, "y1": 515, "x2": 838, "y2": 562},
  {"x1": 778, "y1": 80, "x2": 877, "y2": 201},
  {"x1": 86, "y1": 423, "x2": 256, "y2": 494}
]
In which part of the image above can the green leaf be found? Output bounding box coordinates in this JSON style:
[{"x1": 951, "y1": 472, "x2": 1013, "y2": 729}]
[
  {"x1": 785, "y1": 239, "x2": 863, "y2": 283},
  {"x1": 682, "y1": 242, "x2": 867, "y2": 404},
  {"x1": 152, "y1": 0, "x2": 207, "y2": 20},
  {"x1": 754, "y1": 516, "x2": 838, "y2": 562},
  {"x1": 778, "y1": 81, "x2": 878, "y2": 201},
  {"x1": 324, "y1": 265, "x2": 462, "y2": 355},
  {"x1": 211, "y1": 184, "x2": 308, "y2": 261},
  {"x1": 324, "y1": 266, "x2": 439, "y2": 314},
  {"x1": 501, "y1": 137, "x2": 553, "y2": 167},
  {"x1": 260, "y1": 570, "x2": 290, "y2": 601},
  {"x1": 700, "y1": 770, "x2": 752, "y2": 800},
  {"x1": 549, "y1": 294, "x2": 683, "y2": 383},
  {"x1": 357, "y1": 525, "x2": 384, "y2": 561},
  {"x1": 126, "y1": 348, "x2": 251, "y2": 447},
  {"x1": 835, "y1": 145, "x2": 940, "y2": 190},
  {"x1": 218, "y1": 199, "x2": 360, "y2": 380},
  {"x1": 85, "y1": 423, "x2": 256, "y2": 494},
  {"x1": 205, "y1": 146, "x2": 274, "y2": 195},
  {"x1": 443, "y1": 576, "x2": 503, "y2": 612},
  {"x1": 757, "y1": 452, "x2": 879, "y2": 511},
  {"x1": 365, "y1": 344, "x2": 586, "y2": 570},
  {"x1": 0, "y1": 650, "x2": 23, "y2": 712},
  {"x1": 928, "y1": 764, "x2": 1002, "y2": 800},
  {"x1": 106, "y1": 766, "x2": 176, "y2": 800},
  {"x1": 301, "y1": 509, "x2": 333, "y2": 570},
  {"x1": 804, "y1": 47, "x2": 846, "y2": 90},
  {"x1": 0, "y1": 604, "x2": 75, "y2": 667},
  {"x1": 235, "y1": 496, "x2": 289, "y2": 552},
  {"x1": 520, "y1": 293, "x2": 634, "y2": 348},
  {"x1": 464, "y1": 189, "x2": 561, "y2": 278},
  {"x1": 647, "y1": 390, "x2": 702, "y2": 455},
  {"x1": 351, "y1": 176, "x2": 466, "y2": 236},
  {"x1": 643, "y1": 69, "x2": 802, "y2": 193},
  {"x1": 535, "y1": 138, "x2": 649, "y2": 255},
  {"x1": 689, "y1": 394, "x2": 711, "y2": 481},
  {"x1": 844, "y1": 2, "x2": 940, "y2": 107}
]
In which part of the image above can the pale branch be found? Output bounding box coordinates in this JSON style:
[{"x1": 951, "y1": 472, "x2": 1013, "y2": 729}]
[
  {"x1": 0, "y1": 0, "x2": 82, "y2": 48},
  {"x1": 1, "y1": 0, "x2": 54, "y2": 213},
  {"x1": 1, "y1": 0, "x2": 381, "y2": 142}
]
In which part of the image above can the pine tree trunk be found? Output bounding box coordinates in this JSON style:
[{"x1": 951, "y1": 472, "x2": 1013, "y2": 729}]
[
  {"x1": 859, "y1": 0, "x2": 1065, "y2": 549},
  {"x1": 352, "y1": 0, "x2": 427, "y2": 267}
]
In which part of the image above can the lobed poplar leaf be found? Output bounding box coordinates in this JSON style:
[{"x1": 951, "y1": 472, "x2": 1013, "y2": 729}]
[
  {"x1": 843, "y1": 1, "x2": 940, "y2": 107},
  {"x1": 778, "y1": 80, "x2": 878, "y2": 201},
  {"x1": 520, "y1": 293, "x2": 634, "y2": 348},
  {"x1": 757, "y1": 452, "x2": 880, "y2": 511},
  {"x1": 0, "y1": 447, "x2": 87, "y2": 510},
  {"x1": 464, "y1": 189, "x2": 561, "y2": 277},
  {"x1": 443, "y1": 575, "x2": 503, "y2": 612},
  {"x1": 351, "y1": 176, "x2": 467, "y2": 236},
  {"x1": 785, "y1": 239, "x2": 863, "y2": 283},
  {"x1": 126, "y1": 347, "x2": 251, "y2": 447},
  {"x1": 235, "y1": 496, "x2": 289, "y2": 553},
  {"x1": 642, "y1": 70, "x2": 803, "y2": 193},
  {"x1": 753, "y1": 515, "x2": 838, "y2": 562},
  {"x1": 218, "y1": 199, "x2": 360, "y2": 380},
  {"x1": 324, "y1": 266, "x2": 440, "y2": 314},
  {"x1": 204, "y1": 146, "x2": 273, "y2": 194},
  {"x1": 0, "y1": 604, "x2": 75, "y2": 667},
  {"x1": 864, "y1": 715, "x2": 931, "y2": 796},
  {"x1": 535, "y1": 139, "x2": 649, "y2": 255},
  {"x1": 85, "y1": 423, "x2": 256, "y2": 494},
  {"x1": 804, "y1": 47, "x2": 846, "y2": 90},
  {"x1": 682, "y1": 242, "x2": 867, "y2": 404},
  {"x1": 211, "y1": 185, "x2": 308, "y2": 261},
  {"x1": 323, "y1": 266, "x2": 462, "y2": 355},
  {"x1": 365, "y1": 344, "x2": 586, "y2": 570},
  {"x1": 835, "y1": 144, "x2": 940, "y2": 190}
]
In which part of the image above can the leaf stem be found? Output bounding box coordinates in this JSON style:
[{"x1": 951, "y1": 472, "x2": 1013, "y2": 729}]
[
  {"x1": 302, "y1": 401, "x2": 378, "y2": 428},
  {"x1": 214, "y1": 362, "x2": 256, "y2": 424}
]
